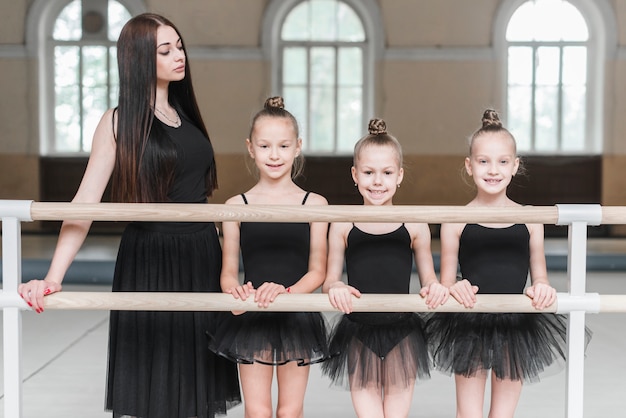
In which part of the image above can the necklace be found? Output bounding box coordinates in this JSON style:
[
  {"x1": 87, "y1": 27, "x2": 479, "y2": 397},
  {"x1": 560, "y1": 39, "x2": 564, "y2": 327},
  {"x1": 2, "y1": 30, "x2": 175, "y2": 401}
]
[{"x1": 154, "y1": 107, "x2": 181, "y2": 127}]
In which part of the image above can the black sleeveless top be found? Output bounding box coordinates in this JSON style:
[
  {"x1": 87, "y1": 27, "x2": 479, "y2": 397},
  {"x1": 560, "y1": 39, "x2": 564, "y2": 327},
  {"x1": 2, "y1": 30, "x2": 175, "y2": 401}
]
[
  {"x1": 458, "y1": 224, "x2": 530, "y2": 294},
  {"x1": 161, "y1": 117, "x2": 214, "y2": 203},
  {"x1": 345, "y1": 225, "x2": 413, "y2": 294},
  {"x1": 239, "y1": 192, "x2": 311, "y2": 288}
]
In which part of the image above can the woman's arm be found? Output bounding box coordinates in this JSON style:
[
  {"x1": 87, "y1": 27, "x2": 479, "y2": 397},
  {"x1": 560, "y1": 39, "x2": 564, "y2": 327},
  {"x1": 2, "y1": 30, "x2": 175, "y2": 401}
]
[{"x1": 19, "y1": 109, "x2": 117, "y2": 312}]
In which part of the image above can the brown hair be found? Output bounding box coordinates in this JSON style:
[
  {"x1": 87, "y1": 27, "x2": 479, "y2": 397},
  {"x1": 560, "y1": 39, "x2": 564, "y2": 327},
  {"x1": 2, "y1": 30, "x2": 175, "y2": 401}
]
[
  {"x1": 248, "y1": 96, "x2": 304, "y2": 179},
  {"x1": 111, "y1": 13, "x2": 217, "y2": 202},
  {"x1": 353, "y1": 118, "x2": 403, "y2": 167},
  {"x1": 468, "y1": 109, "x2": 517, "y2": 156}
]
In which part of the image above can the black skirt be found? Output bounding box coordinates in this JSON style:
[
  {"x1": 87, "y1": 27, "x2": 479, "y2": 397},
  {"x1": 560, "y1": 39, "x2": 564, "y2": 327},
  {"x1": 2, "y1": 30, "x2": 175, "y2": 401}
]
[
  {"x1": 426, "y1": 312, "x2": 587, "y2": 382},
  {"x1": 106, "y1": 222, "x2": 241, "y2": 418},
  {"x1": 322, "y1": 312, "x2": 431, "y2": 389},
  {"x1": 209, "y1": 310, "x2": 330, "y2": 366}
]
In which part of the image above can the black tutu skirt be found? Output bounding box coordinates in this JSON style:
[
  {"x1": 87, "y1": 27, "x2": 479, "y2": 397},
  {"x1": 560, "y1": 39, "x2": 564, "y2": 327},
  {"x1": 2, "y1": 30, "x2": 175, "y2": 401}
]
[
  {"x1": 322, "y1": 312, "x2": 431, "y2": 390},
  {"x1": 426, "y1": 312, "x2": 588, "y2": 382},
  {"x1": 209, "y1": 310, "x2": 330, "y2": 366},
  {"x1": 106, "y1": 222, "x2": 241, "y2": 418}
]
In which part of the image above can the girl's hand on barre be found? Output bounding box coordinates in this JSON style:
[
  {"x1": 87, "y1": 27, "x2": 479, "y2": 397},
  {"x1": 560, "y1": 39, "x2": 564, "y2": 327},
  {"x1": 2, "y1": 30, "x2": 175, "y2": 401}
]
[
  {"x1": 449, "y1": 279, "x2": 479, "y2": 308},
  {"x1": 225, "y1": 281, "x2": 255, "y2": 301},
  {"x1": 254, "y1": 282, "x2": 287, "y2": 308},
  {"x1": 419, "y1": 282, "x2": 450, "y2": 309},
  {"x1": 18, "y1": 279, "x2": 62, "y2": 314},
  {"x1": 328, "y1": 282, "x2": 362, "y2": 314},
  {"x1": 526, "y1": 282, "x2": 556, "y2": 310}
]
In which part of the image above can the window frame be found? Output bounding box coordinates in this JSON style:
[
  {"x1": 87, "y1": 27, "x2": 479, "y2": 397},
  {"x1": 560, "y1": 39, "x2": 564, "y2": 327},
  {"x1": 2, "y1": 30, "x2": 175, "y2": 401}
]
[
  {"x1": 493, "y1": 0, "x2": 616, "y2": 155},
  {"x1": 262, "y1": 0, "x2": 383, "y2": 156},
  {"x1": 26, "y1": 0, "x2": 146, "y2": 156}
]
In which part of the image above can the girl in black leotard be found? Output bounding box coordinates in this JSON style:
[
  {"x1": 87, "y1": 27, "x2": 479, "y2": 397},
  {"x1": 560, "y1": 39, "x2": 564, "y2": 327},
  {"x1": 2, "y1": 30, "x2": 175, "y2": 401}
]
[
  {"x1": 427, "y1": 109, "x2": 585, "y2": 418},
  {"x1": 322, "y1": 119, "x2": 449, "y2": 418},
  {"x1": 209, "y1": 97, "x2": 329, "y2": 418}
]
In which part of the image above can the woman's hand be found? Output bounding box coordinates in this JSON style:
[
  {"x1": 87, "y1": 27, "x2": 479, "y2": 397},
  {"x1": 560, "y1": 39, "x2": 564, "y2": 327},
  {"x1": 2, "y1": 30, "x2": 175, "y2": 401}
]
[
  {"x1": 328, "y1": 282, "x2": 361, "y2": 314},
  {"x1": 419, "y1": 282, "x2": 450, "y2": 309},
  {"x1": 18, "y1": 279, "x2": 62, "y2": 314},
  {"x1": 449, "y1": 278, "x2": 479, "y2": 308},
  {"x1": 526, "y1": 282, "x2": 556, "y2": 310}
]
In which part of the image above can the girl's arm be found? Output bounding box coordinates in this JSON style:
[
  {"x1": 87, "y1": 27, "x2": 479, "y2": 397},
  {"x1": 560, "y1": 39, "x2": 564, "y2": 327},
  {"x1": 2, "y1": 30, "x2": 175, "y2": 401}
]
[
  {"x1": 18, "y1": 109, "x2": 117, "y2": 312},
  {"x1": 220, "y1": 196, "x2": 253, "y2": 302},
  {"x1": 440, "y1": 222, "x2": 478, "y2": 307},
  {"x1": 409, "y1": 223, "x2": 449, "y2": 309},
  {"x1": 323, "y1": 221, "x2": 360, "y2": 313},
  {"x1": 525, "y1": 222, "x2": 556, "y2": 310},
  {"x1": 253, "y1": 193, "x2": 329, "y2": 307}
]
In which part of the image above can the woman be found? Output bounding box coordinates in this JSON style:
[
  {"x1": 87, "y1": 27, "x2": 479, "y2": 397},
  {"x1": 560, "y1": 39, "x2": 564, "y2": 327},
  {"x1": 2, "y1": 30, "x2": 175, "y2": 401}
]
[{"x1": 19, "y1": 13, "x2": 241, "y2": 418}]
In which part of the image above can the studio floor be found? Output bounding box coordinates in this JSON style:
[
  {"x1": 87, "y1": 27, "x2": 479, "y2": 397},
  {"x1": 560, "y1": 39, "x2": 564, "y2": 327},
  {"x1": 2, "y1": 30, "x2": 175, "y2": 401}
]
[{"x1": 1, "y1": 235, "x2": 626, "y2": 417}]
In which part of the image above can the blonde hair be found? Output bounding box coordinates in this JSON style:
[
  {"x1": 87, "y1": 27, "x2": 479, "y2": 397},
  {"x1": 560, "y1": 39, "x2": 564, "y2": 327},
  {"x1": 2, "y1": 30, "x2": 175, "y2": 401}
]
[{"x1": 353, "y1": 118, "x2": 403, "y2": 168}]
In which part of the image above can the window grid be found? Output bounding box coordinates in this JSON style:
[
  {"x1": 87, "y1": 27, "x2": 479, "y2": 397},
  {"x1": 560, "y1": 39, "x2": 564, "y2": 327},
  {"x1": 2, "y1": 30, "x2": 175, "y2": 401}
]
[{"x1": 279, "y1": 0, "x2": 367, "y2": 155}]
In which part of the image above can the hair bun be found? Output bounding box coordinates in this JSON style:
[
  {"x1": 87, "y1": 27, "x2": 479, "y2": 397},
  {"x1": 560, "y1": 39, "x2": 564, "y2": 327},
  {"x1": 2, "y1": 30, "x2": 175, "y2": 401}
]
[
  {"x1": 481, "y1": 109, "x2": 502, "y2": 129},
  {"x1": 368, "y1": 118, "x2": 387, "y2": 135},
  {"x1": 265, "y1": 96, "x2": 285, "y2": 110}
]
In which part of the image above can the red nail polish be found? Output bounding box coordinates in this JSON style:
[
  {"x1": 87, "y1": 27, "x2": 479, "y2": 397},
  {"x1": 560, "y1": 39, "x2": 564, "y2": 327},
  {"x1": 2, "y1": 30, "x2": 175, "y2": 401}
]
[
  {"x1": 44, "y1": 288, "x2": 51, "y2": 295},
  {"x1": 27, "y1": 302, "x2": 32, "y2": 307}
]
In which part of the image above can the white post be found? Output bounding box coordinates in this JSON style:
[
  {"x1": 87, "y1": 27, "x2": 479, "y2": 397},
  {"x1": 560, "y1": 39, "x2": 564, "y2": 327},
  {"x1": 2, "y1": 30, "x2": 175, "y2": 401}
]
[
  {"x1": 1, "y1": 200, "x2": 32, "y2": 418},
  {"x1": 2, "y1": 216, "x2": 24, "y2": 418},
  {"x1": 556, "y1": 204, "x2": 601, "y2": 418}
]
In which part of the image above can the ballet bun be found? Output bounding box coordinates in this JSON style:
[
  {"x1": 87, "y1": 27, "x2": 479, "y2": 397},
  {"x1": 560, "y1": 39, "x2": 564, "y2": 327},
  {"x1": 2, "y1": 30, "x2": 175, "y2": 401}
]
[
  {"x1": 264, "y1": 96, "x2": 285, "y2": 110},
  {"x1": 368, "y1": 118, "x2": 387, "y2": 135},
  {"x1": 481, "y1": 109, "x2": 502, "y2": 129}
]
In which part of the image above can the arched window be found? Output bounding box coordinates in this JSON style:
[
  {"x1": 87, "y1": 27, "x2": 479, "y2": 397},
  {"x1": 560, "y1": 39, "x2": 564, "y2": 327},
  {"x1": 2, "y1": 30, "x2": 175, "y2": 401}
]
[
  {"x1": 495, "y1": 0, "x2": 615, "y2": 154},
  {"x1": 263, "y1": 0, "x2": 382, "y2": 154},
  {"x1": 27, "y1": 0, "x2": 145, "y2": 155}
]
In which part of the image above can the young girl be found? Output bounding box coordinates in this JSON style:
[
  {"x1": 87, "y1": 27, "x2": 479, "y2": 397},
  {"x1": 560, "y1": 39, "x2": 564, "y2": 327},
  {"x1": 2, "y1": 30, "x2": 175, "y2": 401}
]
[
  {"x1": 321, "y1": 119, "x2": 449, "y2": 418},
  {"x1": 209, "y1": 96, "x2": 329, "y2": 418},
  {"x1": 18, "y1": 14, "x2": 241, "y2": 418},
  {"x1": 427, "y1": 109, "x2": 574, "y2": 418}
]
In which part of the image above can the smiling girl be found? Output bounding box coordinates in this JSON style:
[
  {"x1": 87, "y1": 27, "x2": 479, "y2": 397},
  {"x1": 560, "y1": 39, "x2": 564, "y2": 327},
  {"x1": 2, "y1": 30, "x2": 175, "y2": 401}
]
[{"x1": 209, "y1": 96, "x2": 330, "y2": 418}]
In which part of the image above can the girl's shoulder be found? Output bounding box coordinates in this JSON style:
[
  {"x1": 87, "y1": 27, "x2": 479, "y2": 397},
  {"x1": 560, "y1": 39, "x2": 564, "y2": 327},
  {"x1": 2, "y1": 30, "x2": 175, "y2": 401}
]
[
  {"x1": 224, "y1": 194, "x2": 247, "y2": 205},
  {"x1": 302, "y1": 191, "x2": 328, "y2": 206}
]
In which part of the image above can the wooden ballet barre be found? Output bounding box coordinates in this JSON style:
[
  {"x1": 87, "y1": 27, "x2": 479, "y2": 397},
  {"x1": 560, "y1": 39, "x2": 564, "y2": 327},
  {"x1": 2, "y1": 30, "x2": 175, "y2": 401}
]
[
  {"x1": 29, "y1": 202, "x2": 561, "y2": 224},
  {"x1": 37, "y1": 292, "x2": 626, "y2": 313}
]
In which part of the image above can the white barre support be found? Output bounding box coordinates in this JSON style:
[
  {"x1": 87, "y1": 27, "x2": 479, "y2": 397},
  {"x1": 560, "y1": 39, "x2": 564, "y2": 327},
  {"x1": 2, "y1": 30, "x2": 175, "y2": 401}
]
[{"x1": 2, "y1": 216, "x2": 24, "y2": 418}]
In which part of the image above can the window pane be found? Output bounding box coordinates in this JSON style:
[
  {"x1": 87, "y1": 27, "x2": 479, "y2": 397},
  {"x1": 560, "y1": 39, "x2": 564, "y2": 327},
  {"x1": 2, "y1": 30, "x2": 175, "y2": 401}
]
[
  {"x1": 109, "y1": 47, "x2": 119, "y2": 106},
  {"x1": 508, "y1": 46, "x2": 533, "y2": 86},
  {"x1": 283, "y1": 86, "x2": 308, "y2": 145},
  {"x1": 507, "y1": 0, "x2": 588, "y2": 42},
  {"x1": 311, "y1": 0, "x2": 338, "y2": 41},
  {"x1": 283, "y1": 48, "x2": 308, "y2": 85},
  {"x1": 534, "y1": 86, "x2": 559, "y2": 151},
  {"x1": 108, "y1": 0, "x2": 132, "y2": 41},
  {"x1": 338, "y1": 47, "x2": 362, "y2": 85},
  {"x1": 310, "y1": 87, "x2": 335, "y2": 152},
  {"x1": 82, "y1": 47, "x2": 109, "y2": 152},
  {"x1": 55, "y1": 46, "x2": 81, "y2": 152},
  {"x1": 508, "y1": 85, "x2": 532, "y2": 151},
  {"x1": 562, "y1": 85, "x2": 586, "y2": 151},
  {"x1": 54, "y1": 0, "x2": 82, "y2": 41},
  {"x1": 311, "y1": 47, "x2": 336, "y2": 86},
  {"x1": 282, "y1": 3, "x2": 310, "y2": 40},
  {"x1": 536, "y1": 46, "x2": 560, "y2": 86},
  {"x1": 337, "y1": 86, "x2": 362, "y2": 152},
  {"x1": 562, "y1": 46, "x2": 587, "y2": 85},
  {"x1": 337, "y1": 3, "x2": 365, "y2": 41}
]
